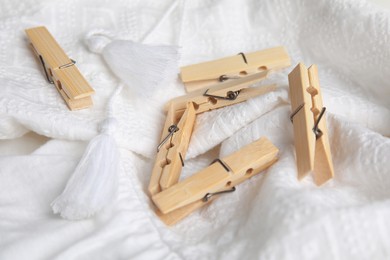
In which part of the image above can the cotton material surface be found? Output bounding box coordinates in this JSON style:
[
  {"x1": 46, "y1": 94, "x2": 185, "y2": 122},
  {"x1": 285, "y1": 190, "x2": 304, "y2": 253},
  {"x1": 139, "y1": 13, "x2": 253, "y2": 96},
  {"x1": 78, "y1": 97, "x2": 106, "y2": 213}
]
[{"x1": 0, "y1": 0, "x2": 390, "y2": 259}]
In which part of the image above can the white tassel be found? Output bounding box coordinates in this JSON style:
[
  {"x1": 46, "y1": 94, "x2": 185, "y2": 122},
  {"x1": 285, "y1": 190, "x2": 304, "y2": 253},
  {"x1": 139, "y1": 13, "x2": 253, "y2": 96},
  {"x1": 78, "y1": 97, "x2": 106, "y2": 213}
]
[
  {"x1": 85, "y1": 35, "x2": 180, "y2": 98},
  {"x1": 84, "y1": 0, "x2": 180, "y2": 97},
  {"x1": 102, "y1": 40, "x2": 179, "y2": 96},
  {"x1": 51, "y1": 118, "x2": 119, "y2": 220},
  {"x1": 52, "y1": 1, "x2": 181, "y2": 220},
  {"x1": 52, "y1": 84, "x2": 123, "y2": 220}
]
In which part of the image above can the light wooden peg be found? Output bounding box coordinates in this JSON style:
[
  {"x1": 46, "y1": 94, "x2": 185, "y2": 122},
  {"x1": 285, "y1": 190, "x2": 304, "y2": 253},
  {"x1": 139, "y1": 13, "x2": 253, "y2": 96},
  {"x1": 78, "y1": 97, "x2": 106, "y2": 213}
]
[
  {"x1": 152, "y1": 137, "x2": 278, "y2": 214},
  {"x1": 180, "y1": 46, "x2": 290, "y2": 92},
  {"x1": 149, "y1": 102, "x2": 196, "y2": 196},
  {"x1": 288, "y1": 63, "x2": 334, "y2": 185},
  {"x1": 159, "y1": 102, "x2": 196, "y2": 191},
  {"x1": 25, "y1": 26, "x2": 94, "y2": 110},
  {"x1": 167, "y1": 71, "x2": 275, "y2": 114}
]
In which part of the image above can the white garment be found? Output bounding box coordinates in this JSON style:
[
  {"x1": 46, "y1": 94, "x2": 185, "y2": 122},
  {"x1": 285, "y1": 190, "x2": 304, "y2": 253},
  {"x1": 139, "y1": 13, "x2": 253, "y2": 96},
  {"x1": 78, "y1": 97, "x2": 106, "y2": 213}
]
[{"x1": 0, "y1": 0, "x2": 390, "y2": 259}]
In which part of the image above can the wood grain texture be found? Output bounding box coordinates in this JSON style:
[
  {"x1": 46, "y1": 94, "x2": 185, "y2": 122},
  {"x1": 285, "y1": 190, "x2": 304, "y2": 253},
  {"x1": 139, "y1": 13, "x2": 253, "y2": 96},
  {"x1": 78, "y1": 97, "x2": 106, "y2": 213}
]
[
  {"x1": 288, "y1": 63, "x2": 334, "y2": 185},
  {"x1": 159, "y1": 103, "x2": 196, "y2": 190},
  {"x1": 152, "y1": 137, "x2": 278, "y2": 214},
  {"x1": 167, "y1": 72, "x2": 274, "y2": 115},
  {"x1": 288, "y1": 63, "x2": 315, "y2": 180},
  {"x1": 54, "y1": 66, "x2": 94, "y2": 99},
  {"x1": 25, "y1": 26, "x2": 94, "y2": 110},
  {"x1": 308, "y1": 65, "x2": 334, "y2": 185},
  {"x1": 149, "y1": 104, "x2": 178, "y2": 196},
  {"x1": 180, "y1": 46, "x2": 291, "y2": 92},
  {"x1": 156, "y1": 199, "x2": 212, "y2": 226},
  {"x1": 26, "y1": 26, "x2": 71, "y2": 68}
]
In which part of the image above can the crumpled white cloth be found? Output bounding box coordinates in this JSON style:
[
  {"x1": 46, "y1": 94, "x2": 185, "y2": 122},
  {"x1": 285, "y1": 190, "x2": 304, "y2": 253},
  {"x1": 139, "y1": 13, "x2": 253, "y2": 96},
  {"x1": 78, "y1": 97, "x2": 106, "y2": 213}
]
[{"x1": 1, "y1": 0, "x2": 390, "y2": 259}]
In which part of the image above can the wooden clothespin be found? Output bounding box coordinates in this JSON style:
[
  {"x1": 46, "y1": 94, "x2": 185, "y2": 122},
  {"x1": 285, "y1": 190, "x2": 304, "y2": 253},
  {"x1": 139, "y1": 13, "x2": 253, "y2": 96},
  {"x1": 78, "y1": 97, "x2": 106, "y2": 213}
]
[
  {"x1": 288, "y1": 63, "x2": 334, "y2": 185},
  {"x1": 149, "y1": 72, "x2": 277, "y2": 225},
  {"x1": 149, "y1": 102, "x2": 197, "y2": 195},
  {"x1": 180, "y1": 46, "x2": 291, "y2": 92},
  {"x1": 25, "y1": 26, "x2": 94, "y2": 110},
  {"x1": 167, "y1": 71, "x2": 275, "y2": 114},
  {"x1": 152, "y1": 137, "x2": 278, "y2": 214}
]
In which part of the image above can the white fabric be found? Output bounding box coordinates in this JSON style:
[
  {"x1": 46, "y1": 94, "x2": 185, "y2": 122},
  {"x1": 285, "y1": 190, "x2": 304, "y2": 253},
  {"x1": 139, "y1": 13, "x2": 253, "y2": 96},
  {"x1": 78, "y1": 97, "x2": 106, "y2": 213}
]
[{"x1": 0, "y1": 0, "x2": 390, "y2": 259}]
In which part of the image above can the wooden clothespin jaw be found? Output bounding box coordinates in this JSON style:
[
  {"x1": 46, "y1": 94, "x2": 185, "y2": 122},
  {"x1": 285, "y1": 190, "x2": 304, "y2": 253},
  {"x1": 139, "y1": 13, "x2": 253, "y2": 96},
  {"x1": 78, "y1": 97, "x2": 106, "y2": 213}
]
[
  {"x1": 180, "y1": 46, "x2": 291, "y2": 92},
  {"x1": 152, "y1": 137, "x2": 278, "y2": 214},
  {"x1": 288, "y1": 63, "x2": 334, "y2": 185},
  {"x1": 25, "y1": 26, "x2": 94, "y2": 110},
  {"x1": 149, "y1": 72, "x2": 278, "y2": 225}
]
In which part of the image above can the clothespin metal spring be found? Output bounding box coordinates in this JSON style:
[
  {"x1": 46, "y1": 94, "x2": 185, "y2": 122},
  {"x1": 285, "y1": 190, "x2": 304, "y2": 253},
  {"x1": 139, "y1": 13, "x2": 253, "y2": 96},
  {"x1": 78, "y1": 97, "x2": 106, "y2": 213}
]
[
  {"x1": 202, "y1": 187, "x2": 236, "y2": 202},
  {"x1": 290, "y1": 103, "x2": 305, "y2": 123},
  {"x1": 157, "y1": 125, "x2": 179, "y2": 152},
  {"x1": 38, "y1": 55, "x2": 54, "y2": 84},
  {"x1": 290, "y1": 103, "x2": 327, "y2": 139},
  {"x1": 217, "y1": 52, "x2": 248, "y2": 82},
  {"x1": 203, "y1": 89, "x2": 241, "y2": 101},
  {"x1": 219, "y1": 75, "x2": 240, "y2": 82},
  {"x1": 37, "y1": 54, "x2": 76, "y2": 83},
  {"x1": 58, "y1": 59, "x2": 76, "y2": 69},
  {"x1": 201, "y1": 158, "x2": 236, "y2": 202},
  {"x1": 312, "y1": 107, "x2": 326, "y2": 139}
]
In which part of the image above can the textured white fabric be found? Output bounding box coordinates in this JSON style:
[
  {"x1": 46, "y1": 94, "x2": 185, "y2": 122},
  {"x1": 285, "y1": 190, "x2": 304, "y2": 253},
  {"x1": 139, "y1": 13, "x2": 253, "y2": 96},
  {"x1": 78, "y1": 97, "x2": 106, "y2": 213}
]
[{"x1": 0, "y1": 0, "x2": 390, "y2": 259}]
